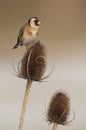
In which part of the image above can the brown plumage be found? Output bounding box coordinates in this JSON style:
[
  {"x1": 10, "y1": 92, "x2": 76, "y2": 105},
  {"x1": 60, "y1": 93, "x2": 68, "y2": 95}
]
[
  {"x1": 47, "y1": 91, "x2": 70, "y2": 125},
  {"x1": 13, "y1": 17, "x2": 41, "y2": 49},
  {"x1": 18, "y1": 41, "x2": 47, "y2": 81}
]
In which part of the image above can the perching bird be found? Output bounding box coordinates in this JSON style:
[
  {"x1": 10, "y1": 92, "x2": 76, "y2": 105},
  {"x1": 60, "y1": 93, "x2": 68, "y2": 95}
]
[{"x1": 13, "y1": 17, "x2": 41, "y2": 49}]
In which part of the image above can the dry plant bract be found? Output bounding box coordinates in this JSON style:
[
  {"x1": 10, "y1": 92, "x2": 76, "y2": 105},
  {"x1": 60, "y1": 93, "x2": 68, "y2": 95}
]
[
  {"x1": 16, "y1": 41, "x2": 47, "y2": 130},
  {"x1": 47, "y1": 91, "x2": 70, "y2": 130},
  {"x1": 18, "y1": 41, "x2": 47, "y2": 81}
]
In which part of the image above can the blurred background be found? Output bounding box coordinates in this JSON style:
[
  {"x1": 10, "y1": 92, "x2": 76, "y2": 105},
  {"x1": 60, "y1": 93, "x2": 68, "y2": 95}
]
[{"x1": 0, "y1": 0, "x2": 86, "y2": 130}]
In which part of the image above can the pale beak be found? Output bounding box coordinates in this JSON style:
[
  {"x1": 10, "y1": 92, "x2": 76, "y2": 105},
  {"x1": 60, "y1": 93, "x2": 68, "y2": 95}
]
[{"x1": 37, "y1": 21, "x2": 42, "y2": 26}]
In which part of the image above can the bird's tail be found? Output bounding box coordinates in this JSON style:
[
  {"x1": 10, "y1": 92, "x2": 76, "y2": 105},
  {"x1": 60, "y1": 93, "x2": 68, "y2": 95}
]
[{"x1": 13, "y1": 43, "x2": 19, "y2": 49}]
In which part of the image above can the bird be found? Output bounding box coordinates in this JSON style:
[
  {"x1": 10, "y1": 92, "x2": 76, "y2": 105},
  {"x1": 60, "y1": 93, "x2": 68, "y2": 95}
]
[{"x1": 13, "y1": 17, "x2": 41, "y2": 49}]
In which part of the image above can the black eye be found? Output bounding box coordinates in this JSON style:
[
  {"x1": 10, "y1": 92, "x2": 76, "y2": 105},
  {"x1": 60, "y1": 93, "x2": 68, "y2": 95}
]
[{"x1": 34, "y1": 19, "x2": 39, "y2": 26}]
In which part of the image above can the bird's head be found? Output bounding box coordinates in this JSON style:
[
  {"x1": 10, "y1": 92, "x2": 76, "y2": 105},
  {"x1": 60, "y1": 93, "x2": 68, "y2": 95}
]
[{"x1": 28, "y1": 17, "x2": 41, "y2": 28}]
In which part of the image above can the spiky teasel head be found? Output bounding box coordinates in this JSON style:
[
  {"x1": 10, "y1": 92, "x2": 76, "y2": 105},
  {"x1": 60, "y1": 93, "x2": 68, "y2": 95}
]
[
  {"x1": 17, "y1": 41, "x2": 47, "y2": 81},
  {"x1": 47, "y1": 91, "x2": 70, "y2": 125}
]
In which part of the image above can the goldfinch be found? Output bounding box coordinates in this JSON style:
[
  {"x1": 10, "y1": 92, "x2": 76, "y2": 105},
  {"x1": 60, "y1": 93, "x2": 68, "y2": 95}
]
[{"x1": 13, "y1": 17, "x2": 41, "y2": 49}]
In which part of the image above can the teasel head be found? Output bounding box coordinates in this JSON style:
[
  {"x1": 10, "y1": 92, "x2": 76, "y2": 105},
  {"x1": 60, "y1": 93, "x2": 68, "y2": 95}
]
[
  {"x1": 17, "y1": 41, "x2": 47, "y2": 81},
  {"x1": 14, "y1": 41, "x2": 47, "y2": 130},
  {"x1": 47, "y1": 91, "x2": 72, "y2": 130}
]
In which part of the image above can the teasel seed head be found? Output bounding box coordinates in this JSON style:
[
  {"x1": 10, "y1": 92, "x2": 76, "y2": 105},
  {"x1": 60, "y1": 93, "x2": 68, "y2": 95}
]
[
  {"x1": 18, "y1": 41, "x2": 47, "y2": 81},
  {"x1": 47, "y1": 91, "x2": 70, "y2": 125}
]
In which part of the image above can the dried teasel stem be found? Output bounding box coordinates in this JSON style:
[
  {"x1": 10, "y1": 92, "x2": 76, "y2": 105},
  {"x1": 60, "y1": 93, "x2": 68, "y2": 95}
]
[
  {"x1": 18, "y1": 80, "x2": 32, "y2": 130},
  {"x1": 53, "y1": 123, "x2": 58, "y2": 130},
  {"x1": 16, "y1": 41, "x2": 47, "y2": 130}
]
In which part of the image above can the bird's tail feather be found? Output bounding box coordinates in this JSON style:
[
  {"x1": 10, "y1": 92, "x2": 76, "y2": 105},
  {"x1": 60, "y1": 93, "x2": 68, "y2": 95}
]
[{"x1": 13, "y1": 43, "x2": 19, "y2": 49}]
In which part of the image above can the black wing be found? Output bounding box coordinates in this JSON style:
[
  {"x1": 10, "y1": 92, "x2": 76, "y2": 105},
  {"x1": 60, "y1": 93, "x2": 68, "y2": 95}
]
[
  {"x1": 13, "y1": 26, "x2": 25, "y2": 49},
  {"x1": 17, "y1": 26, "x2": 25, "y2": 44}
]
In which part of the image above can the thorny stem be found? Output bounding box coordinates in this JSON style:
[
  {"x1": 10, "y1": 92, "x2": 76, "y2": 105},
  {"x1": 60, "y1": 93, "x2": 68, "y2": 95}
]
[
  {"x1": 53, "y1": 123, "x2": 58, "y2": 130},
  {"x1": 18, "y1": 80, "x2": 32, "y2": 130}
]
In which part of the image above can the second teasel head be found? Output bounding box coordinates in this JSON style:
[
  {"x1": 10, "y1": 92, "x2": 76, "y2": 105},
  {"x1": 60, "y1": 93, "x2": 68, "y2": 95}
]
[{"x1": 47, "y1": 91, "x2": 70, "y2": 125}]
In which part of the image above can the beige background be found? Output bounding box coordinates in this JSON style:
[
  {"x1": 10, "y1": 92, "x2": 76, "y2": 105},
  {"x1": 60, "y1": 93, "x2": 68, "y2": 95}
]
[{"x1": 0, "y1": 0, "x2": 86, "y2": 130}]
